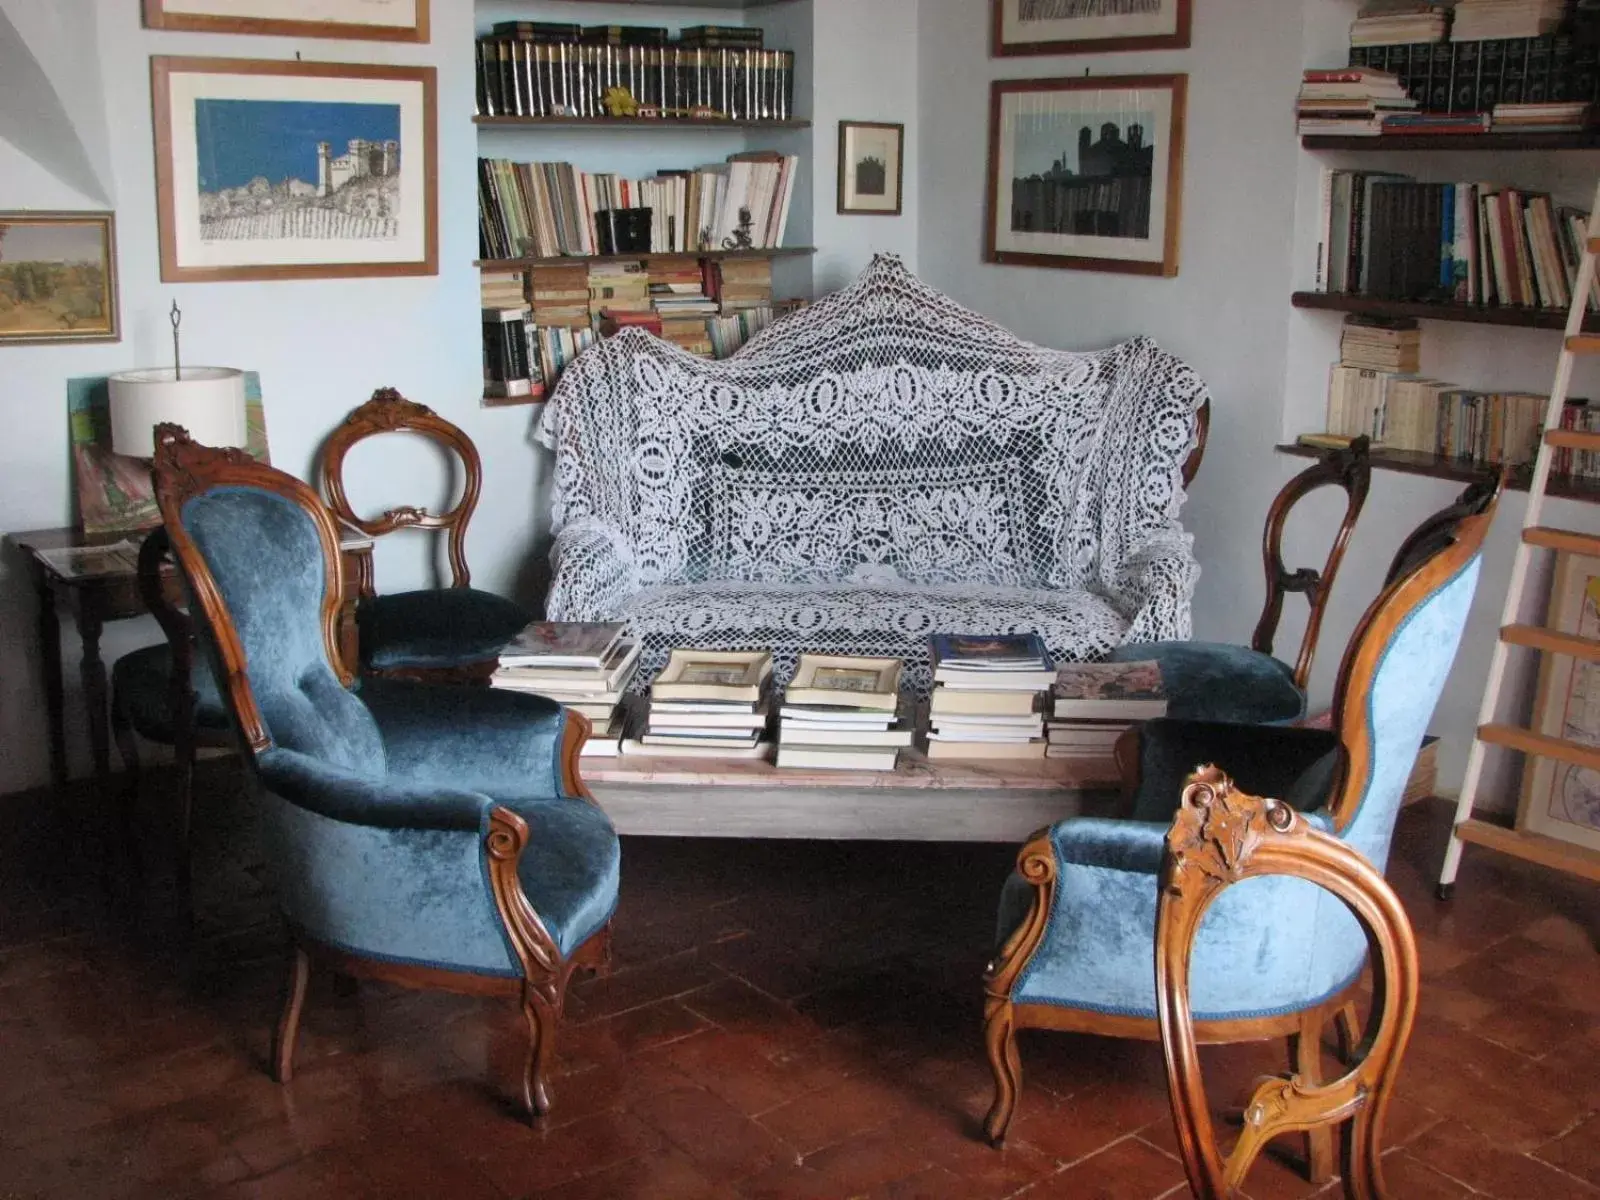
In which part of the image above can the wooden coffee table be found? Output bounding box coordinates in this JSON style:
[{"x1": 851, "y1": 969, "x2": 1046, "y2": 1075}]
[{"x1": 584, "y1": 749, "x2": 1121, "y2": 842}]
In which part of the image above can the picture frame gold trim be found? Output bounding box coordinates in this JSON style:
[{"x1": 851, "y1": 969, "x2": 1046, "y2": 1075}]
[
  {"x1": 991, "y1": 0, "x2": 1191, "y2": 57},
  {"x1": 143, "y1": 0, "x2": 430, "y2": 43},
  {"x1": 151, "y1": 56, "x2": 438, "y2": 284},
  {"x1": 837, "y1": 121, "x2": 905, "y2": 217},
  {"x1": 0, "y1": 211, "x2": 120, "y2": 346},
  {"x1": 984, "y1": 73, "x2": 1186, "y2": 278}
]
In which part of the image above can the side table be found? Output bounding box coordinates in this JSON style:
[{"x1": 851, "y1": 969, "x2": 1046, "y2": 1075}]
[{"x1": 7, "y1": 524, "x2": 375, "y2": 789}]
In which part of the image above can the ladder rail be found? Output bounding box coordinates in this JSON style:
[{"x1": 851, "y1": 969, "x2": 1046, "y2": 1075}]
[{"x1": 1439, "y1": 195, "x2": 1600, "y2": 893}]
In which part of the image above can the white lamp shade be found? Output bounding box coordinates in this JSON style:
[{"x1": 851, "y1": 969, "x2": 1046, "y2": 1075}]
[{"x1": 109, "y1": 368, "x2": 249, "y2": 458}]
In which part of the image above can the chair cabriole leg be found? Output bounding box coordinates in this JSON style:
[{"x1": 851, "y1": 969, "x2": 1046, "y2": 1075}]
[
  {"x1": 272, "y1": 945, "x2": 310, "y2": 1084},
  {"x1": 1292, "y1": 1009, "x2": 1336, "y2": 1183},
  {"x1": 982, "y1": 999, "x2": 1022, "y2": 1146}
]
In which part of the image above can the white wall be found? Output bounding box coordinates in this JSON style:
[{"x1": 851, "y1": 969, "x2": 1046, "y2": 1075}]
[{"x1": 0, "y1": 0, "x2": 916, "y2": 793}]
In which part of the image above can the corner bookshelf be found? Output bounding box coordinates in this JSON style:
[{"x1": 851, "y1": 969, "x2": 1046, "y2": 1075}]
[
  {"x1": 1276, "y1": 441, "x2": 1600, "y2": 501},
  {"x1": 474, "y1": 0, "x2": 816, "y2": 407}
]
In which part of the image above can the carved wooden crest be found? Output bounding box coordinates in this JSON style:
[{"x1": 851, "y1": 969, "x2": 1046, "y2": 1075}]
[{"x1": 1164, "y1": 765, "x2": 1298, "y2": 893}]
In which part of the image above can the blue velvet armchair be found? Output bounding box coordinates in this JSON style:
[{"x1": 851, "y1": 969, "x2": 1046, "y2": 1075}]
[
  {"x1": 151, "y1": 424, "x2": 618, "y2": 1121},
  {"x1": 983, "y1": 477, "x2": 1500, "y2": 1182},
  {"x1": 1107, "y1": 438, "x2": 1372, "y2": 724}
]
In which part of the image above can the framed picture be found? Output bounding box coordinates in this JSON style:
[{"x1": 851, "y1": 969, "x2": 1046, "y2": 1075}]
[
  {"x1": 0, "y1": 212, "x2": 119, "y2": 345},
  {"x1": 837, "y1": 121, "x2": 905, "y2": 216},
  {"x1": 985, "y1": 74, "x2": 1186, "y2": 276},
  {"x1": 151, "y1": 57, "x2": 438, "y2": 283},
  {"x1": 1519, "y1": 551, "x2": 1600, "y2": 852},
  {"x1": 992, "y1": 0, "x2": 1192, "y2": 56},
  {"x1": 143, "y1": 0, "x2": 429, "y2": 42},
  {"x1": 787, "y1": 654, "x2": 903, "y2": 710}
]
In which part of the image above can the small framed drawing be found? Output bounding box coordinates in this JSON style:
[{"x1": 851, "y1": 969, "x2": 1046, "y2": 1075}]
[
  {"x1": 151, "y1": 57, "x2": 438, "y2": 283},
  {"x1": 0, "y1": 212, "x2": 119, "y2": 345},
  {"x1": 992, "y1": 0, "x2": 1192, "y2": 57},
  {"x1": 837, "y1": 121, "x2": 905, "y2": 216},
  {"x1": 143, "y1": 0, "x2": 429, "y2": 42},
  {"x1": 1519, "y1": 551, "x2": 1600, "y2": 853},
  {"x1": 985, "y1": 74, "x2": 1186, "y2": 277}
]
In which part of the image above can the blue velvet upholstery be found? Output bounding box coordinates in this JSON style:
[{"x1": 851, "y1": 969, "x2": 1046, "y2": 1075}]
[
  {"x1": 1105, "y1": 641, "x2": 1305, "y2": 724},
  {"x1": 999, "y1": 553, "x2": 1484, "y2": 1022},
  {"x1": 359, "y1": 587, "x2": 530, "y2": 670},
  {"x1": 175, "y1": 483, "x2": 619, "y2": 977},
  {"x1": 112, "y1": 641, "x2": 231, "y2": 743}
]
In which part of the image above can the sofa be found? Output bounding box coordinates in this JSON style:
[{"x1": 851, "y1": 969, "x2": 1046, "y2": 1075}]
[{"x1": 538, "y1": 255, "x2": 1212, "y2": 692}]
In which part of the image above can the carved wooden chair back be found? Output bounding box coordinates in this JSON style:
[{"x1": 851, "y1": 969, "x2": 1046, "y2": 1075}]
[
  {"x1": 1181, "y1": 400, "x2": 1211, "y2": 490},
  {"x1": 319, "y1": 388, "x2": 483, "y2": 588},
  {"x1": 1252, "y1": 438, "x2": 1372, "y2": 690},
  {"x1": 1155, "y1": 767, "x2": 1420, "y2": 1199}
]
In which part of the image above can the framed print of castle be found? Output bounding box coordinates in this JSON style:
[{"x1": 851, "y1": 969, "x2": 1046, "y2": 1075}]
[
  {"x1": 144, "y1": 0, "x2": 429, "y2": 43},
  {"x1": 985, "y1": 74, "x2": 1186, "y2": 277},
  {"x1": 837, "y1": 121, "x2": 904, "y2": 216},
  {"x1": 151, "y1": 57, "x2": 437, "y2": 282},
  {"x1": 992, "y1": 0, "x2": 1191, "y2": 56}
]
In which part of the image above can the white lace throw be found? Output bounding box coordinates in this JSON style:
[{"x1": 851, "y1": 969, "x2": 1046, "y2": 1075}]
[{"x1": 537, "y1": 254, "x2": 1210, "y2": 693}]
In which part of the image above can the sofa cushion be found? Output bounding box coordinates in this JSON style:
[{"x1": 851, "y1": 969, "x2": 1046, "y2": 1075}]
[
  {"x1": 360, "y1": 587, "x2": 531, "y2": 671},
  {"x1": 618, "y1": 580, "x2": 1132, "y2": 694},
  {"x1": 708, "y1": 456, "x2": 1039, "y2": 587}
]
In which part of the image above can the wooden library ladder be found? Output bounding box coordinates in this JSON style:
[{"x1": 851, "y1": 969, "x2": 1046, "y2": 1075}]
[{"x1": 1439, "y1": 184, "x2": 1600, "y2": 898}]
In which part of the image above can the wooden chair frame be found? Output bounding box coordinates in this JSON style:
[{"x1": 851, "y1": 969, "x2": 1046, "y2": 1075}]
[
  {"x1": 983, "y1": 473, "x2": 1500, "y2": 1179},
  {"x1": 1253, "y1": 437, "x2": 1372, "y2": 691},
  {"x1": 151, "y1": 423, "x2": 608, "y2": 1122},
  {"x1": 1182, "y1": 400, "x2": 1210, "y2": 490},
  {"x1": 1156, "y1": 767, "x2": 1419, "y2": 1199}
]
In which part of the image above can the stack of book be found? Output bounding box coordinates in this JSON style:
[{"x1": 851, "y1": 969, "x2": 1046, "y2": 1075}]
[
  {"x1": 923, "y1": 634, "x2": 1052, "y2": 761},
  {"x1": 1350, "y1": 5, "x2": 1449, "y2": 47},
  {"x1": 589, "y1": 260, "x2": 652, "y2": 317},
  {"x1": 1493, "y1": 99, "x2": 1592, "y2": 130},
  {"x1": 774, "y1": 655, "x2": 911, "y2": 771},
  {"x1": 1451, "y1": 0, "x2": 1567, "y2": 41},
  {"x1": 1297, "y1": 68, "x2": 1418, "y2": 136},
  {"x1": 1341, "y1": 316, "x2": 1421, "y2": 372},
  {"x1": 482, "y1": 307, "x2": 537, "y2": 401},
  {"x1": 532, "y1": 326, "x2": 597, "y2": 387},
  {"x1": 1323, "y1": 367, "x2": 1549, "y2": 465},
  {"x1": 492, "y1": 622, "x2": 642, "y2": 757},
  {"x1": 709, "y1": 258, "x2": 774, "y2": 312},
  {"x1": 531, "y1": 263, "x2": 592, "y2": 325},
  {"x1": 1350, "y1": 34, "x2": 1600, "y2": 113},
  {"x1": 1046, "y1": 661, "x2": 1168, "y2": 761},
  {"x1": 481, "y1": 271, "x2": 526, "y2": 309},
  {"x1": 624, "y1": 649, "x2": 773, "y2": 758},
  {"x1": 708, "y1": 306, "x2": 779, "y2": 357},
  {"x1": 1553, "y1": 399, "x2": 1600, "y2": 479},
  {"x1": 478, "y1": 153, "x2": 799, "y2": 261}
]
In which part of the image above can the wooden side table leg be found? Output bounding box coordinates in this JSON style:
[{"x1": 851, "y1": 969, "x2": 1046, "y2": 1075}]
[
  {"x1": 76, "y1": 607, "x2": 113, "y2": 783},
  {"x1": 30, "y1": 562, "x2": 68, "y2": 790}
]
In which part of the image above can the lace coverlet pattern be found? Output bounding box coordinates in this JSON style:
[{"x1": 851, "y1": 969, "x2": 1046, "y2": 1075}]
[{"x1": 537, "y1": 255, "x2": 1210, "y2": 693}]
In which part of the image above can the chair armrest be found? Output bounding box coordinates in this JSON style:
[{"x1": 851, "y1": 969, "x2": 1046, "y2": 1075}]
[
  {"x1": 1051, "y1": 816, "x2": 1168, "y2": 874},
  {"x1": 359, "y1": 678, "x2": 574, "y2": 805},
  {"x1": 546, "y1": 520, "x2": 639, "y2": 621},
  {"x1": 1114, "y1": 532, "x2": 1201, "y2": 645},
  {"x1": 1126, "y1": 719, "x2": 1343, "y2": 824},
  {"x1": 256, "y1": 746, "x2": 489, "y2": 830}
]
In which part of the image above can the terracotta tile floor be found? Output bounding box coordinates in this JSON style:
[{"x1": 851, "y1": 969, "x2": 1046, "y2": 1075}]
[{"x1": 1, "y1": 767, "x2": 1597, "y2": 1199}]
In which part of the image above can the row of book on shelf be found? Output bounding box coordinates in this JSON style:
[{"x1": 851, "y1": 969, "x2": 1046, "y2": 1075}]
[
  {"x1": 489, "y1": 627, "x2": 1171, "y2": 770},
  {"x1": 479, "y1": 153, "x2": 798, "y2": 261},
  {"x1": 1294, "y1": 65, "x2": 1589, "y2": 136},
  {"x1": 475, "y1": 20, "x2": 794, "y2": 122},
  {"x1": 1312, "y1": 169, "x2": 1600, "y2": 312}
]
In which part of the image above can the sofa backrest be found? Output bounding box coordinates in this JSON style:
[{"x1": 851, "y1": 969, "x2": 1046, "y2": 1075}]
[{"x1": 542, "y1": 255, "x2": 1209, "y2": 594}]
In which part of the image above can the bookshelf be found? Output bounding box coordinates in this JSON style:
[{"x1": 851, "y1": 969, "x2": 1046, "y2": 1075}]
[
  {"x1": 476, "y1": 246, "x2": 816, "y2": 269},
  {"x1": 1275, "y1": 442, "x2": 1600, "y2": 503},
  {"x1": 476, "y1": 115, "x2": 810, "y2": 129},
  {"x1": 1302, "y1": 132, "x2": 1600, "y2": 152},
  {"x1": 1291, "y1": 290, "x2": 1600, "y2": 332}
]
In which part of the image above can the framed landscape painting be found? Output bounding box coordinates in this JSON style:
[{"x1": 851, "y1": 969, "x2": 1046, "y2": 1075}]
[
  {"x1": 1519, "y1": 551, "x2": 1600, "y2": 853},
  {"x1": 985, "y1": 74, "x2": 1186, "y2": 276},
  {"x1": 144, "y1": 0, "x2": 429, "y2": 42},
  {"x1": 837, "y1": 121, "x2": 905, "y2": 216},
  {"x1": 992, "y1": 0, "x2": 1192, "y2": 56},
  {"x1": 151, "y1": 57, "x2": 437, "y2": 283},
  {"x1": 0, "y1": 212, "x2": 119, "y2": 345}
]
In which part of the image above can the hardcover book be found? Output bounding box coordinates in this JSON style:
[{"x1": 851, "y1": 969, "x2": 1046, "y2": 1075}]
[
  {"x1": 499, "y1": 621, "x2": 625, "y2": 669},
  {"x1": 785, "y1": 654, "x2": 902, "y2": 711},
  {"x1": 928, "y1": 633, "x2": 1050, "y2": 669},
  {"x1": 1051, "y1": 661, "x2": 1168, "y2": 720},
  {"x1": 651, "y1": 648, "x2": 773, "y2": 703}
]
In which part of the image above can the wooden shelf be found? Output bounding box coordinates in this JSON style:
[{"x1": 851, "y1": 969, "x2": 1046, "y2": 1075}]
[
  {"x1": 1276, "y1": 443, "x2": 1600, "y2": 502},
  {"x1": 475, "y1": 115, "x2": 809, "y2": 130},
  {"x1": 1291, "y1": 291, "x2": 1600, "y2": 333},
  {"x1": 482, "y1": 392, "x2": 545, "y2": 409},
  {"x1": 475, "y1": 246, "x2": 815, "y2": 268},
  {"x1": 1302, "y1": 131, "x2": 1600, "y2": 152}
]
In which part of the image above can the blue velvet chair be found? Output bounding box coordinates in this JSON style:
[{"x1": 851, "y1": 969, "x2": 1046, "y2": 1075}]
[
  {"x1": 1106, "y1": 438, "x2": 1372, "y2": 724},
  {"x1": 151, "y1": 424, "x2": 618, "y2": 1121},
  {"x1": 983, "y1": 476, "x2": 1500, "y2": 1184},
  {"x1": 320, "y1": 388, "x2": 530, "y2": 684}
]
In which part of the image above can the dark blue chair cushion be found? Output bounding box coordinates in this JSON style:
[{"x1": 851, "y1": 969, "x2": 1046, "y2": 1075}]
[
  {"x1": 112, "y1": 642, "x2": 232, "y2": 743},
  {"x1": 1106, "y1": 641, "x2": 1305, "y2": 724},
  {"x1": 359, "y1": 588, "x2": 530, "y2": 670},
  {"x1": 1128, "y1": 719, "x2": 1342, "y2": 823}
]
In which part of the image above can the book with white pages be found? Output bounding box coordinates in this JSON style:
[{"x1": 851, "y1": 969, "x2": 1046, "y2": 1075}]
[
  {"x1": 651, "y1": 698, "x2": 761, "y2": 714},
  {"x1": 927, "y1": 689, "x2": 1040, "y2": 717},
  {"x1": 929, "y1": 712, "x2": 1042, "y2": 729},
  {"x1": 621, "y1": 737, "x2": 770, "y2": 760},
  {"x1": 650, "y1": 707, "x2": 770, "y2": 731},
  {"x1": 580, "y1": 735, "x2": 622, "y2": 758},
  {"x1": 651, "y1": 648, "x2": 773, "y2": 703},
  {"x1": 499, "y1": 621, "x2": 624, "y2": 669},
  {"x1": 783, "y1": 654, "x2": 902, "y2": 712},
  {"x1": 493, "y1": 641, "x2": 641, "y2": 693},
  {"x1": 933, "y1": 669, "x2": 1055, "y2": 690},
  {"x1": 779, "y1": 723, "x2": 914, "y2": 748},
  {"x1": 640, "y1": 730, "x2": 763, "y2": 750},
  {"x1": 779, "y1": 706, "x2": 896, "y2": 727},
  {"x1": 776, "y1": 744, "x2": 900, "y2": 771},
  {"x1": 928, "y1": 729, "x2": 1043, "y2": 743},
  {"x1": 923, "y1": 738, "x2": 1047, "y2": 761}
]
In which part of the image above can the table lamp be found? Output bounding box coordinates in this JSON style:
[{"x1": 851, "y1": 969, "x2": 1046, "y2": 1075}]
[{"x1": 108, "y1": 302, "x2": 247, "y2": 458}]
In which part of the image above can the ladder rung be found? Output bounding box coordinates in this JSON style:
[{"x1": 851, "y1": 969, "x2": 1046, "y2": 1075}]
[
  {"x1": 1545, "y1": 429, "x2": 1600, "y2": 451},
  {"x1": 1455, "y1": 819, "x2": 1600, "y2": 883},
  {"x1": 1501, "y1": 624, "x2": 1600, "y2": 661},
  {"x1": 1479, "y1": 724, "x2": 1600, "y2": 772},
  {"x1": 1524, "y1": 526, "x2": 1600, "y2": 556},
  {"x1": 1566, "y1": 335, "x2": 1600, "y2": 354}
]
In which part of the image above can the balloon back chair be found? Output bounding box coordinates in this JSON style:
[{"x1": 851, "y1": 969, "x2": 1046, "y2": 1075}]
[
  {"x1": 320, "y1": 388, "x2": 530, "y2": 685},
  {"x1": 1108, "y1": 437, "x2": 1373, "y2": 724},
  {"x1": 151, "y1": 424, "x2": 618, "y2": 1121},
  {"x1": 983, "y1": 474, "x2": 1499, "y2": 1186}
]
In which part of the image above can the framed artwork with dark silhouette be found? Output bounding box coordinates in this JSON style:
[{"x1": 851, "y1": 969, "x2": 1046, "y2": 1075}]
[
  {"x1": 992, "y1": 0, "x2": 1191, "y2": 56},
  {"x1": 985, "y1": 74, "x2": 1186, "y2": 276},
  {"x1": 837, "y1": 121, "x2": 904, "y2": 216}
]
